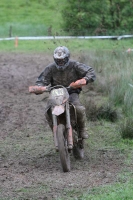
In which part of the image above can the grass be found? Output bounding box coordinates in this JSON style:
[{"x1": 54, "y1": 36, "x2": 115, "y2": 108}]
[
  {"x1": 15, "y1": 184, "x2": 49, "y2": 195},
  {"x1": 75, "y1": 121, "x2": 133, "y2": 200},
  {"x1": 79, "y1": 180, "x2": 133, "y2": 200},
  {"x1": 58, "y1": 179, "x2": 133, "y2": 199},
  {"x1": 0, "y1": 38, "x2": 133, "y2": 52},
  {"x1": 0, "y1": 0, "x2": 66, "y2": 37},
  {"x1": 119, "y1": 118, "x2": 133, "y2": 139}
]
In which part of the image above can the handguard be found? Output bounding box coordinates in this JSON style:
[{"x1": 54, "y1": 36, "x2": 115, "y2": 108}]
[
  {"x1": 69, "y1": 78, "x2": 87, "y2": 89},
  {"x1": 29, "y1": 85, "x2": 47, "y2": 94}
]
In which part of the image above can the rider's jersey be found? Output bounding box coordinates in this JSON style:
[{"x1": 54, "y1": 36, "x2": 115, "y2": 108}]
[{"x1": 35, "y1": 60, "x2": 96, "y2": 94}]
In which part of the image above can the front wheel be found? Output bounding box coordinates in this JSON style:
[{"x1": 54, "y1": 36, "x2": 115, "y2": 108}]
[{"x1": 57, "y1": 124, "x2": 70, "y2": 172}]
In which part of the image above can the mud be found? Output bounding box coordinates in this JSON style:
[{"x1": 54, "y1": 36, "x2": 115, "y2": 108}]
[{"x1": 0, "y1": 53, "x2": 125, "y2": 200}]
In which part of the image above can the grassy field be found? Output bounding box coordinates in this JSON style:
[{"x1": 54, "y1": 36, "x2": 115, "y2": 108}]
[
  {"x1": 0, "y1": 0, "x2": 66, "y2": 37},
  {"x1": 80, "y1": 182, "x2": 133, "y2": 200},
  {"x1": 0, "y1": 38, "x2": 133, "y2": 52}
]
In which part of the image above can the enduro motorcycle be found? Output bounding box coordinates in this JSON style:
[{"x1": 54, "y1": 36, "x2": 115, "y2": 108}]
[{"x1": 29, "y1": 85, "x2": 84, "y2": 172}]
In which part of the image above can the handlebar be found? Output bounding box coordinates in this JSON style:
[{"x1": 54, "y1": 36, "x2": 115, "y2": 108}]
[
  {"x1": 29, "y1": 85, "x2": 49, "y2": 94},
  {"x1": 29, "y1": 78, "x2": 87, "y2": 94},
  {"x1": 29, "y1": 85, "x2": 71, "y2": 94}
]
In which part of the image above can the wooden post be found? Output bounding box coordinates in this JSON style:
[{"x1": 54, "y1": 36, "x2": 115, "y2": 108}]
[
  {"x1": 15, "y1": 37, "x2": 18, "y2": 47},
  {"x1": 9, "y1": 25, "x2": 12, "y2": 37}
]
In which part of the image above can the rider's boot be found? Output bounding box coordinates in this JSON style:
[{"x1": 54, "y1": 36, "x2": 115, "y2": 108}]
[
  {"x1": 78, "y1": 127, "x2": 89, "y2": 139},
  {"x1": 76, "y1": 105, "x2": 89, "y2": 139}
]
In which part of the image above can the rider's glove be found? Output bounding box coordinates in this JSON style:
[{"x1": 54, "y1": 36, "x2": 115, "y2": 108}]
[
  {"x1": 69, "y1": 78, "x2": 87, "y2": 89},
  {"x1": 29, "y1": 85, "x2": 48, "y2": 94}
]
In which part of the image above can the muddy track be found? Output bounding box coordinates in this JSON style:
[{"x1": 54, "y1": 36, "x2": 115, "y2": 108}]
[{"x1": 0, "y1": 53, "x2": 124, "y2": 200}]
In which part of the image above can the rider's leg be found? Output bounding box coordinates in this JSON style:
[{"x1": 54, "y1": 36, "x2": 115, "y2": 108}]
[
  {"x1": 69, "y1": 93, "x2": 88, "y2": 139},
  {"x1": 75, "y1": 105, "x2": 88, "y2": 139}
]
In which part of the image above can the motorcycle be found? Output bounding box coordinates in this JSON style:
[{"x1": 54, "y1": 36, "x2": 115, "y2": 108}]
[{"x1": 29, "y1": 85, "x2": 84, "y2": 172}]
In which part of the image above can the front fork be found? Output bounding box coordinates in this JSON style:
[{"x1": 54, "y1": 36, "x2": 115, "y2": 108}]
[
  {"x1": 66, "y1": 102, "x2": 73, "y2": 148},
  {"x1": 51, "y1": 102, "x2": 73, "y2": 150},
  {"x1": 52, "y1": 113, "x2": 58, "y2": 149}
]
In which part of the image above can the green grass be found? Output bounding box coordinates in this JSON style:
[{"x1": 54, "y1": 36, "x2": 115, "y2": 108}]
[
  {"x1": 0, "y1": 38, "x2": 133, "y2": 52},
  {"x1": 0, "y1": 0, "x2": 66, "y2": 37},
  {"x1": 79, "y1": 180, "x2": 133, "y2": 200},
  {"x1": 58, "y1": 181, "x2": 133, "y2": 200}
]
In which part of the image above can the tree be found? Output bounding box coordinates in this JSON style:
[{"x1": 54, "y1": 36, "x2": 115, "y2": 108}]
[{"x1": 62, "y1": 0, "x2": 133, "y2": 35}]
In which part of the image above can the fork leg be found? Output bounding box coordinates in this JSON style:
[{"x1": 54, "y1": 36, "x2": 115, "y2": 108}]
[
  {"x1": 52, "y1": 114, "x2": 58, "y2": 150},
  {"x1": 66, "y1": 102, "x2": 73, "y2": 149}
]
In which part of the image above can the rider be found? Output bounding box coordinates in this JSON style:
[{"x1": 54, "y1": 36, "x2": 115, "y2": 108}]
[{"x1": 30, "y1": 46, "x2": 96, "y2": 139}]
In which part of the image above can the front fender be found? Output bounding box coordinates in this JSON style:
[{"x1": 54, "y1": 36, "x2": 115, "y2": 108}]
[{"x1": 52, "y1": 105, "x2": 65, "y2": 116}]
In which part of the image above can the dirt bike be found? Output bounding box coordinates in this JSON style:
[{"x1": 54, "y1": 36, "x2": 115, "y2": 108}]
[{"x1": 29, "y1": 85, "x2": 84, "y2": 172}]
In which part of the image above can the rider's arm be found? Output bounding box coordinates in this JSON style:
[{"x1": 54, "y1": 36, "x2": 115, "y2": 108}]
[
  {"x1": 35, "y1": 64, "x2": 53, "y2": 86},
  {"x1": 69, "y1": 78, "x2": 87, "y2": 89},
  {"x1": 29, "y1": 85, "x2": 48, "y2": 94},
  {"x1": 69, "y1": 62, "x2": 96, "y2": 89},
  {"x1": 75, "y1": 62, "x2": 96, "y2": 84},
  {"x1": 29, "y1": 64, "x2": 53, "y2": 94}
]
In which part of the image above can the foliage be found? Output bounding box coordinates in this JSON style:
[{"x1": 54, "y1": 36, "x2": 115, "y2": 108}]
[
  {"x1": 1, "y1": 0, "x2": 133, "y2": 37},
  {"x1": 83, "y1": 97, "x2": 118, "y2": 122},
  {"x1": 83, "y1": 98, "x2": 98, "y2": 121},
  {"x1": 97, "y1": 103, "x2": 118, "y2": 122},
  {"x1": 119, "y1": 118, "x2": 133, "y2": 139},
  {"x1": 62, "y1": 0, "x2": 133, "y2": 35},
  {"x1": 122, "y1": 86, "x2": 133, "y2": 117}
]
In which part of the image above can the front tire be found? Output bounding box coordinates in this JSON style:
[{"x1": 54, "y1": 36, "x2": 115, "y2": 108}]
[{"x1": 57, "y1": 124, "x2": 71, "y2": 172}]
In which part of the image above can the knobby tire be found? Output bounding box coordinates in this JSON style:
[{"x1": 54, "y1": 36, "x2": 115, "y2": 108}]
[{"x1": 57, "y1": 124, "x2": 70, "y2": 172}]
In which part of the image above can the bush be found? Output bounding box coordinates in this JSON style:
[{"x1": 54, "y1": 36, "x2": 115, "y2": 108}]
[
  {"x1": 97, "y1": 103, "x2": 118, "y2": 122},
  {"x1": 84, "y1": 98, "x2": 98, "y2": 121},
  {"x1": 119, "y1": 118, "x2": 133, "y2": 139},
  {"x1": 84, "y1": 98, "x2": 119, "y2": 122}
]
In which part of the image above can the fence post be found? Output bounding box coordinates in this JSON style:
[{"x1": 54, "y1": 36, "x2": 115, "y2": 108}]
[
  {"x1": 9, "y1": 26, "x2": 12, "y2": 37},
  {"x1": 15, "y1": 37, "x2": 18, "y2": 47}
]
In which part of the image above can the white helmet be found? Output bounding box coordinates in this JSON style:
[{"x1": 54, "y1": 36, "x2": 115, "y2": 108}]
[{"x1": 53, "y1": 46, "x2": 70, "y2": 70}]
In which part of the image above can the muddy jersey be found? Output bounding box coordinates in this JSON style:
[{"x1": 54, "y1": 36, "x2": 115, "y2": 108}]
[{"x1": 35, "y1": 60, "x2": 96, "y2": 94}]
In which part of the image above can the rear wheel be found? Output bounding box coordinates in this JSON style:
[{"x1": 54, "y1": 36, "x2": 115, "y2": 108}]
[{"x1": 57, "y1": 124, "x2": 70, "y2": 172}]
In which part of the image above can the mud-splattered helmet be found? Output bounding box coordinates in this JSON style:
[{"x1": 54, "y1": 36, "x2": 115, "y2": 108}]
[{"x1": 53, "y1": 46, "x2": 70, "y2": 70}]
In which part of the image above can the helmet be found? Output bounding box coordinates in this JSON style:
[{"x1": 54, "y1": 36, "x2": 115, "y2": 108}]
[{"x1": 53, "y1": 46, "x2": 70, "y2": 70}]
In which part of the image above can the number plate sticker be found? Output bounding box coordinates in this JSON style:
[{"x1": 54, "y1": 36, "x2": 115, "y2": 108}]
[{"x1": 51, "y1": 88, "x2": 64, "y2": 97}]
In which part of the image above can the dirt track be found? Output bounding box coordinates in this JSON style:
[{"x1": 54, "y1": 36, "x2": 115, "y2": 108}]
[{"x1": 0, "y1": 53, "x2": 124, "y2": 200}]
